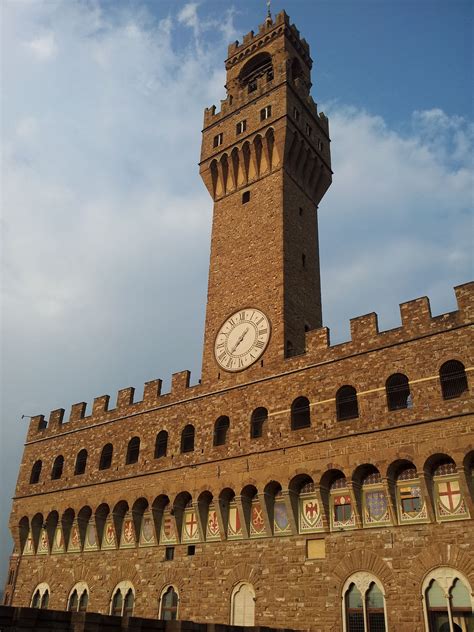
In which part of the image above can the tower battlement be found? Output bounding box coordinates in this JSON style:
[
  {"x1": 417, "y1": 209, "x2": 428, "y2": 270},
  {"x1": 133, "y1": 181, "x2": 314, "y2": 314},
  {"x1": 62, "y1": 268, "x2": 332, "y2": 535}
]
[{"x1": 26, "y1": 282, "x2": 473, "y2": 441}]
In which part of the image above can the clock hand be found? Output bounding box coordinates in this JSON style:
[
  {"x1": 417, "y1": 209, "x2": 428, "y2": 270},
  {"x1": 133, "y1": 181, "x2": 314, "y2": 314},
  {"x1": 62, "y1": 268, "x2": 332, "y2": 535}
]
[{"x1": 230, "y1": 327, "x2": 249, "y2": 353}]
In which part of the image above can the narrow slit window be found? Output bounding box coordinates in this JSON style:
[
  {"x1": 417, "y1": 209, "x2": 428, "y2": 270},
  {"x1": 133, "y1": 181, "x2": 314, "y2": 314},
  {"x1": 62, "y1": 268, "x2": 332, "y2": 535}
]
[{"x1": 242, "y1": 191, "x2": 251, "y2": 204}]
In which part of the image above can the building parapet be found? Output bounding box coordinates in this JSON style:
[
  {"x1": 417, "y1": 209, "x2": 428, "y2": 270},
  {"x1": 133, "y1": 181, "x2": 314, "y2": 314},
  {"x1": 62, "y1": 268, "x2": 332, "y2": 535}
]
[{"x1": 26, "y1": 282, "x2": 473, "y2": 441}]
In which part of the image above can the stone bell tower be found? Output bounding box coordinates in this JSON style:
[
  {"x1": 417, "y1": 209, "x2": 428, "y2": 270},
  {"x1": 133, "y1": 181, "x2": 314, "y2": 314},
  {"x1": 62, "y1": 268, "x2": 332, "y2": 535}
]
[{"x1": 199, "y1": 10, "x2": 332, "y2": 385}]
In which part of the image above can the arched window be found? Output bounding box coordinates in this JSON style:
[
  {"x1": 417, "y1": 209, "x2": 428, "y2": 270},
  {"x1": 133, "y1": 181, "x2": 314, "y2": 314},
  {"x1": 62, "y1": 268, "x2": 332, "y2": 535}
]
[
  {"x1": 213, "y1": 416, "x2": 230, "y2": 446},
  {"x1": 126, "y1": 437, "x2": 140, "y2": 465},
  {"x1": 250, "y1": 407, "x2": 268, "y2": 439},
  {"x1": 67, "y1": 582, "x2": 89, "y2": 612},
  {"x1": 231, "y1": 582, "x2": 256, "y2": 625},
  {"x1": 291, "y1": 396, "x2": 310, "y2": 430},
  {"x1": 386, "y1": 373, "x2": 411, "y2": 410},
  {"x1": 51, "y1": 455, "x2": 64, "y2": 480},
  {"x1": 239, "y1": 52, "x2": 273, "y2": 92},
  {"x1": 342, "y1": 574, "x2": 387, "y2": 632},
  {"x1": 30, "y1": 460, "x2": 42, "y2": 484},
  {"x1": 74, "y1": 449, "x2": 88, "y2": 475},
  {"x1": 99, "y1": 443, "x2": 113, "y2": 470},
  {"x1": 155, "y1": 431, "x2": 168, "y2": 458},
  {"x1": 336, "y1": 385, "x2": 359, "y2": 421},
  {"x1": 31, "y1": 583, "x2": 50, "y2": 609},
  {"x1": 181, "y1": 424, "x2": 195, "y2": 453},
  {"x1": 423, "y1": 568, "x2": 474, "y2": 632},
  {"x1": 110, "y1": 582, "x2": 135, "y2": 617},
  {"x1": 439, "y1": 360, "x2": 468, "y2": 399},
  {"x1": 160, "y1": 585, "x2": 178, "y2": 621}
]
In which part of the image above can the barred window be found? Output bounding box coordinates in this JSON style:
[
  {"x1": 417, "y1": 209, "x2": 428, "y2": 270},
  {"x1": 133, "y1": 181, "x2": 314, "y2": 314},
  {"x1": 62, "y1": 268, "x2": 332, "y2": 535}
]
[
  {"x1": 99, "y1": 443, "x2": 113, "y2": 470},
  {"x1": 386, "y1": 373, "x2": 411, "y2": 410},
  {"x1": 439, "y1": 360, "x2": 468, "y2": 399},
  {"x1": 126, "y1": 437, "x2": 140, "y2": 465},
  {"x1": 291, "y1": 396, "x2": 310, "y2": 430},
  {"x1": 343, "y1": 574, "x2": 387, "y2": 632},
  {"x1": 213, "y1": 416, "x2": 230, "y2": 446},
  {"x1": 336, "y1": 385, "x2": 359, "y2": 421},
  {"x1": 155, "y1": 431, "x2": 168, "y2": 458}
]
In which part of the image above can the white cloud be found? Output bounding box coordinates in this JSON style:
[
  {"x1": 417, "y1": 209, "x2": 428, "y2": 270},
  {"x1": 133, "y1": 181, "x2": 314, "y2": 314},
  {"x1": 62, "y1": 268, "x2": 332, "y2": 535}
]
[
  {"x1": 26, "y1": 33, "x2": 58, "y2": 60},
  {"x1": 1, "y1": 0, "x2": 472, "y2": 589}
]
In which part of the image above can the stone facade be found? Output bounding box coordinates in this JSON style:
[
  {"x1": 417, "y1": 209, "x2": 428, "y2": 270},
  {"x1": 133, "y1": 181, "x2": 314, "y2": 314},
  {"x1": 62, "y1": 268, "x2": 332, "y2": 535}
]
[{"x1": 4, "y1": 9, "x2": 474, "y2": 632}]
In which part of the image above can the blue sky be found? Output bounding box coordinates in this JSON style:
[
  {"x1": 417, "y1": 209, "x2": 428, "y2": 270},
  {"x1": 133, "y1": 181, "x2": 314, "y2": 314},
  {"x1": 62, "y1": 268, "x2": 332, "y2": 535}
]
[{"x1": 1, "y1": 0, "x2": 472, "y2": 591}]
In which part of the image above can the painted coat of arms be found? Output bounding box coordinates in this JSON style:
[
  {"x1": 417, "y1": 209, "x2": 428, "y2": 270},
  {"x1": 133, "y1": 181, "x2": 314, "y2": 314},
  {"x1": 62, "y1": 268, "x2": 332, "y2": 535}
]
[
  {"x1": 206, "y1": 508, "x2": 220, "y2": 540},
  {"x1": 227, "y1": 503, "x2": 242, "y2": 539}
]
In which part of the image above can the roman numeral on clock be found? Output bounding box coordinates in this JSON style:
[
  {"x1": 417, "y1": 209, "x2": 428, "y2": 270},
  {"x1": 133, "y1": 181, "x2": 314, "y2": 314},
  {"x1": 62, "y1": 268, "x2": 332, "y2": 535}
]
[{"x1": 254, "y1": 340, "x2": 265, "y2": 349}]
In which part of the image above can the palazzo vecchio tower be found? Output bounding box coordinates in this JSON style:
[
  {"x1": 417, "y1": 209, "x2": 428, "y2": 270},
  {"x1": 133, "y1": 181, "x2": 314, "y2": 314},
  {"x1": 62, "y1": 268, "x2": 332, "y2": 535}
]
[{"x1": 4, "y1": 9, "x2": 473, "y2": 632}]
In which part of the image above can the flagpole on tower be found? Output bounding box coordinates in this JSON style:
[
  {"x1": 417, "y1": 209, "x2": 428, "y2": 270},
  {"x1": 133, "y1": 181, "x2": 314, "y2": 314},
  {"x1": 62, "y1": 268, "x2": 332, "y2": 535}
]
[{"x1": 266, "y1": 0, "x2": 272, "y2": 24}]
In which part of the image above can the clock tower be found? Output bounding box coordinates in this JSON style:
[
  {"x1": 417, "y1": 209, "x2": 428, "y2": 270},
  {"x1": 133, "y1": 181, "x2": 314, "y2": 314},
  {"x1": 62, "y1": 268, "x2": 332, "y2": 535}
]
[{"x1": 200, "y1": 10, "x2": 332, "y2": 385}]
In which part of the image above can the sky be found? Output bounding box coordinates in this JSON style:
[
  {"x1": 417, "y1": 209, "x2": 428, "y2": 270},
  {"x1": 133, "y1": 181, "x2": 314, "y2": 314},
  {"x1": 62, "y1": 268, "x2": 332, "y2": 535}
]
[{"x1": 1, "y1": 0, "x2": 473, "y2": 591}]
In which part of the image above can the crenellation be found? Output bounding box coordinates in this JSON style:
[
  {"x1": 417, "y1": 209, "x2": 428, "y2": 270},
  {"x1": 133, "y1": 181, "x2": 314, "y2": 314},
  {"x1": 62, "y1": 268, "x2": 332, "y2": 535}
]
[
  {"x1": 399, "y1": 296, "x2": 432, "y2": 332},
  {"x1": 48, "y1": 409, "x2": 65, "y2": 432},
  {"x1": 455, "y1": 281, "x2": 474, "y2": 319},
  {"x1": 143, "y1": 378, "x2": 162, "y2": 403},
  {"x1": 69, "y1": 402, "x2": 87, "y2": 423},
  {"x1": 350, "y1": 312, "x2": 379, "y2": 344},
  {"x1": 171, "y1": 370, "x2": 191, "y2": 396},
  {"x1": 116, "y1": 387, "x2": 135, "y2": 409},
  {"x1": 92, "y1": 394, "x2": 110, "y2": 417}
]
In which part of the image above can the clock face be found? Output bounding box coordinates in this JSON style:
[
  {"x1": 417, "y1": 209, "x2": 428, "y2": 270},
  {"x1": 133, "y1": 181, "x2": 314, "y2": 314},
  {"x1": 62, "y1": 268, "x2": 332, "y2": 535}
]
[{"x1": 214, "y1": 308, "x2": 271, "y2": 372}]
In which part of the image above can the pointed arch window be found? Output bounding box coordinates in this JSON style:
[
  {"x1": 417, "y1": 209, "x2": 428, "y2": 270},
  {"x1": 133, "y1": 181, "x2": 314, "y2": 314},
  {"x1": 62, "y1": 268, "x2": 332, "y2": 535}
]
[
  {"x1": 230, "y1": 582, "x2": 256, "y2": 626},
  {"x1": 126, "y1": 437, "x2": 140, "y2": 465},
  {"x1": 155, "y1": 431, "x2": 168, "y2": 458},
  {"x1": 160, "y1": 585, "x2": 178, "y2": 621},
  {"x1": 423, "y1": 568, "x2": 473, "y2": 632},
  {"x1": 68, "y1": 582, "x2": 89, "y2": 612},
  {"x1": 336, "y1": 385, "x2": 359, "y2": 421},
  {"x1": 291, "y1": 396, "x2": 310, "y2": 430},
  {"x1": 181, "y1": 424, "x2": 195, "y2": 453},
  {"x1": 343, "y1": 574, "x2": 387, "y2": 632},
  {"x1": 110, "y1": 582, "x2": 135, "y2": 617},
  {"x1": 439, "y1": 360, "x2": 468, "y2": 399},
  {"x1": 386, "y1": 373, "x2": 411, "y2": 410},
  {"x1": 251, "y1": 407, "x2": 267, "y2": 439},
  {"x1": 74, "y1": 449, "x2": 88, "y2": 475},
  {"x1": 31, "y1": 583, "x2": 50, "y2": 609},
  {"x1": 30, "y1": 460, "x2": 42, "y2": 484},
  {"x1": 213, "y1": 416, "x2": 230, "y2": 446},
  {"x1": 51, "y1": 455, "x2": 64, "y2": 480},
  {"x1": 99, "y1": 443, "x2": 113, "y2": 470}
]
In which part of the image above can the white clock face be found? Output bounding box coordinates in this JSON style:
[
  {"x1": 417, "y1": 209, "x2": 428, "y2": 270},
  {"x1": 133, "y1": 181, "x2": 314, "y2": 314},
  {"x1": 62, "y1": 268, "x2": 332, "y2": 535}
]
[{"x1": 214, "y1": 308, "x2": 271, "y2": 372}]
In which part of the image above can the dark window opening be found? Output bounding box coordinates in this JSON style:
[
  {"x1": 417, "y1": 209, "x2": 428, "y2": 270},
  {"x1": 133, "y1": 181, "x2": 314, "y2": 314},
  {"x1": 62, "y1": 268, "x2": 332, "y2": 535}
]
[
  {"x1": 99, "y1": 443, "x2": 113, "y2": 470},
  {"x1": 439, "y1": 360, "x2": 468, "y2": 399},
  {"x1": 74, "y1": 449, "x2": 88, "y2": 475},
  {"x1": 336, "y1": 385, "x2": 359, "y2": 421},
  {"x1": 40, "y1": 591, "x2": 49, "y2": 609},
  {"x1": 126, "y1": 437, "x2": 140, "y2": 465},
  {"x1": 123, "y1": 589, "x2": 134, "y2": 617},
  {"x1": 187, "y1": 545, "x2": 195, "y2": 556},
  {"x1": 293, "y1": 107, "x2": 300, "y2": 121},
  {"x1": 30, "y1": 460, "x2": 42, "y2": 484},
  {"x1": 306, "y1": 124, "x2": 312, "y2": 137},
  {"x1": 165, "y1": 547, "x2": 175, "y2": 561},
  {"x1": 291, "y1": 396, "x2": 311, "y2": 430},
  {"x1": 78, "y1": 591, "x2": 88, "y2": 613},
  {"x1": 213, "y1": 133, "x2": 223, "y2": 148},
  {"x1": 250, "y1": 407, "x2": 268, "y2": 438},
  {"x1": 386, "y1": 373, "x2": 411, "y2": 410},
  {"x1": 286, "y1": 340, "x2": 294, "y2": 357},
  {"x1": 239, "y1": 52, "x2": 273, "y2": 93},
  {"x1": 299, "y1": 207, "x2": 304, "y2": 216},
  {"x1": 181, "y1": 425, "x2": 195, "y2": 453},
  {"x1": 242, "y1": 190, "x2": 251, "y2": 204},
  {"x1": 68, "y1": 590, "x2": 78, "y2": 612},
  {"x1": 155, "y1": 430, "x2": 168, "y2": 458},
  {"x1": 302, "y1": 253, "x2": 306, "y2": 267},
  {"x1": 111, "y1": 590, "x2": 123, "y2": 617},
  {"x1": 213, "y1": 416, "x2": 230, "y2": 446},
  {"x1": 236, "y1": 120, "x2": 247, "y2": 135},
  {"x1": 51, "y1": 455, "x2": 64, "y2": 480},
  {"x1": 260, "y1": 105, "x2": 272, "y2": 121}
]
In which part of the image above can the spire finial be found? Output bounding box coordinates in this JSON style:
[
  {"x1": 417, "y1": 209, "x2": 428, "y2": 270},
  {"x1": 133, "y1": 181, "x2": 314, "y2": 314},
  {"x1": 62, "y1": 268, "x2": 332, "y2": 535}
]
[{"x1": 266, "y1": 0, "x2": 272, "y2": 23}]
